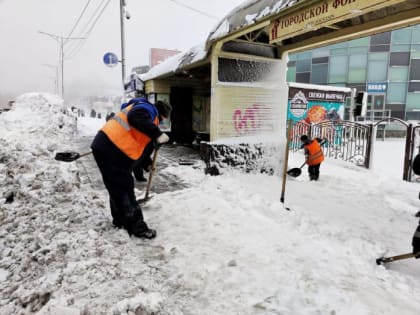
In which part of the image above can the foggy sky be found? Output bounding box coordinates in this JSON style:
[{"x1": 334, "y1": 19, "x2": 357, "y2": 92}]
[{"x1": 0, "y1": 0, "x2": 244, "y2": 103}]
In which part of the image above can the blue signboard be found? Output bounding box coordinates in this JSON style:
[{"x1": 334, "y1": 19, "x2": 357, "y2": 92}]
[
  {"x1": 103, "y1": 52, "x2": 118, "y2": 67},
  {"x1": 367, "y1": 82, "x2": 387, "y2": 93}
]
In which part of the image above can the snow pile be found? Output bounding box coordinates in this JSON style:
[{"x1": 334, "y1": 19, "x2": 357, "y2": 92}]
[
  {"x1": 0, "y1": 93, "x2": 104, "y2": 313},
  {"x1": 1, "y1": 93, "x2": 76, "y2": 141},
  {"x1": 0, "y1": 93, "x2": 190, "y2": 314}
]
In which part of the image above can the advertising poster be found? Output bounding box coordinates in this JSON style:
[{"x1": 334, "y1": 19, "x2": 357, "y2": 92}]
[{"x1": 287, "y1": 86, "x2": 348, "y2": 123}]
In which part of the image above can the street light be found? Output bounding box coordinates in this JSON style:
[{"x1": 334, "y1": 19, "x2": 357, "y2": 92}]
[{"x1": 38, "y1": 31, "x2": 84, "y2": 100}]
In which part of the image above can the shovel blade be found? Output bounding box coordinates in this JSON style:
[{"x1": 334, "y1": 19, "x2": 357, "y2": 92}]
[
  {"x1": 137, "y1": 192, "x2": 156, "y2": 205},
  {"x1": 287, "y1": 168, "x2": 302, "y2": 177},
  {"x1": 55, "y1": 151, "x2": 80, "y2": 162}
]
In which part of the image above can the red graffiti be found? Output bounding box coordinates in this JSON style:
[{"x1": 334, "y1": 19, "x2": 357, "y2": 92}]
[{"x1": 233, "y1": 104, "x2": 268, "y2": 134}]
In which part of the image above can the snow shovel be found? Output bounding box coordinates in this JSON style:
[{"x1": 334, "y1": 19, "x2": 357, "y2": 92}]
[
  {"x1": 286, "y1": 162, "x2": 306, "y2": 177},
  {"x1": 138, "y1": 147, "x2": 160, "y2": 204},
  {"x1": 376, "y1": 252, "x2": 420, "y2": 265},
  {"x1": 55, "y1": 151, "x2": 92, "y2": 162}
]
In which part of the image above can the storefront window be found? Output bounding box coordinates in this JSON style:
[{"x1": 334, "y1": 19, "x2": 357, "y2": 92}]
[
  {"x1": 409, "y1": 59, "x2": 420, "y2": 80},
  {"x1": 348, "y1": 55, "x2": 367, "y2": 82},
  {"x1": 411, "y1": 46, "x2": 420, "y2": 58},
  {"x1": 408, "y1": 82, "x2": 420, "y2": 92},
  {"x1": 406, "y1": 111, "x2": 420, "y2": 120},
  {"x1": 387, "y1": 83, "x2": 407, "y2": 103},
  {"x1": 370, "y1": 32, "x2": 391, "y2": 52},
  {"x1": 368, "y1": 60, "x2": 387, "y2": 81},
  {"x1": 312, "y1": 47, "x2": 329, "y2": 58},
  {"x1": 391, "y1": 28, "x2": 412, "y2": 44},
  {"x1": 369, "y1": 52, "x2": 389, "y2": 61},
  {"x1": 287, "y1": 66, "x2": 296, "y2": 82},
  {"x1": 348, "y1": 37, "x2": 370, "y2": 47},
  {"x1": 406, "y1": 93, "x2": 420, "y2": 110},
  {"x1": 388, "y1": 67, "x2": 409, "y2": 81},
  {"x1": 331, "y1": 48, "x2": 347, "y2": 55},
  {"x1": 412, "y1": 28, "x2": 420, "y2": 43},
  {"x1": 390, "y1": 44, "x2": 411, "y2": 52},
  {"x1": 389, "y1": 52, "x2": 410, "y2": 66},
  {"x1": 296, "y1": 59, "x2": 311, "y2": 72},
  {"x1": 296, "y1": 72, "x2": 310, "y2": 83},
  {"x1": 329, "y1": 55, "x2": 348, "y2": 83},
  {"x1": 348, "y1": 68, "x2": 366, "y2": 83},
  {"x1": 297, "y1": 51, "x2": 312, "y2": 60},
  {"x1": 311, "y1": 64, "x2": 328, "y2": 84},
  {"x1": 349, "y1": 46, "x2": 369, "y2": 54}
]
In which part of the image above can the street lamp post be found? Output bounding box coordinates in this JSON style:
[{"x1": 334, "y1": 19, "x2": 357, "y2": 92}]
[
  {"x1": 120, "y1": 0, "x2": 131, "y2": 92},
  {"x1": 38, "y1": 31, "x2": 84, "y2": 100}
]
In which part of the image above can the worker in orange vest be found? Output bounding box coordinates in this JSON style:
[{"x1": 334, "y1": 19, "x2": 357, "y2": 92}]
[
  {"x1": 300, "y1": 134, "x2": 326, "y2": 181},
  {"x1": 91, "y1": 98, "x2": 171, "y2": 239},
  {"x1": 411, "y1": 153, "x2": 420, "y2": 258}
]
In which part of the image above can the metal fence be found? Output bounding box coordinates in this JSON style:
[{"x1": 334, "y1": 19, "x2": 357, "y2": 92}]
[{"x1": 289, "y1": 120, "x2": 373, "y2": 168}]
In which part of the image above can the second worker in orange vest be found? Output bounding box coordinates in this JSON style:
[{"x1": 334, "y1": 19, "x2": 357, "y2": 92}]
[{"x1": 300, "y1": 134, "x2": 326, "y2": 181}]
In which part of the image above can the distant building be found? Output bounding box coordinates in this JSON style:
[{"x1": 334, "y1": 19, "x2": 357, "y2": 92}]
[
  {"x1": 287, "y1": 24, "x2": 420, "y2": 121},
  {"x1": 129, "y1": 48, "x2": 181, "y2": 97},
  {"x1": 149, "y1": 48, "x2": 181, "y2": 67}
]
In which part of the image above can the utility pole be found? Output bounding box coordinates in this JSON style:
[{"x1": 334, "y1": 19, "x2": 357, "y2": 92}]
[
  {"x1": 119, "y1": 0, "x2": 128, "y2": 90},
  {"x1": 38, "y1": 31, "x2": 84, "y2": 100}
]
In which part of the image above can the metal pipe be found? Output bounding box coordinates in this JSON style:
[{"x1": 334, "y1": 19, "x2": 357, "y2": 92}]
[{"x1": 120, "y1": 0, "x2": 126, "y2": 89}]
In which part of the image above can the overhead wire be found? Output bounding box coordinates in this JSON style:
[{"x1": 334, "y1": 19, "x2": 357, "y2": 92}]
[
  {"x1": 65, "y1": 0, "x2": 92, "y2": 44},
  {"x1": 64, "y1": 0, "x2": 220, "y2": 61},
  {"x1": 166, "y1": 0, "x2": 219, "y2": 20},
  {"x1": 65, "y1": 0, "x2": 112, "y2": 60},
  {"x1": 65, "y1": 0, "x2": 109, "y2": 59}
]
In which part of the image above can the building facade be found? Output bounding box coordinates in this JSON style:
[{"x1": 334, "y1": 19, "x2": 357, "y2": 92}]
[{"x1": 287, "y1": 24, "x2": 420, "y2": 121}]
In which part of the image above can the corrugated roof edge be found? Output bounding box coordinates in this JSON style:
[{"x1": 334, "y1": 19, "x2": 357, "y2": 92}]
[{"x1": 206, "y1": 0, "x2": 301, "y2": 44}]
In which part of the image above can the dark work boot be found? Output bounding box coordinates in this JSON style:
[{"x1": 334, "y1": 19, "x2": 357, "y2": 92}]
[
  {"x1": 131, "y1": 221, "x2": 157, "y2": 239},
  {"x1": 134, "y1": 227, "x2": 157, "y2": 239}
]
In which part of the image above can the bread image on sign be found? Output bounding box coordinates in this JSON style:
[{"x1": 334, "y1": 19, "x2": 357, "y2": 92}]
[{"x1": 305, "y1": 105, "x2": 327, "y2": 123}]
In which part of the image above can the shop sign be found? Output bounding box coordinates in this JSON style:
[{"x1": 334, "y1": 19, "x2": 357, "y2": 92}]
[
  {"x1": 367, "y1": 82, "x2": 387, "y2": 93},
  {"x1": 270, "y1": 0, "x2": 406, "y2": 44}
]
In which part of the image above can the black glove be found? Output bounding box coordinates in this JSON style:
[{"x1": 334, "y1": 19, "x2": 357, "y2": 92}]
[{"x1": 412, "y1": 224, "x2": 420, "y2": 258}]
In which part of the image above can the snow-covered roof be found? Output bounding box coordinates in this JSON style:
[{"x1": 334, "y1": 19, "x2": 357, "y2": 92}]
[
  {"x1": 140, "y1": 43, "x2": 208, "y2": 81},
  {"x1": 141, "y1": 1, "x2": 301, "y2": 82},
  {"x1": 207, "y1": 0, "x2": 301, "y2": 42}
]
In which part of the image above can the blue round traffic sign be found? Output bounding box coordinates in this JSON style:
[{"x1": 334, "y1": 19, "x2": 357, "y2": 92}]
[{"x1": 103, "y1": 52, "x2": 118, "y2": 67}]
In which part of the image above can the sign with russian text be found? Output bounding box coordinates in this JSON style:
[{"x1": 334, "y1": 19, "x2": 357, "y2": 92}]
[
  {"x1": 270, "y1": 0, "x2": 406, "y2": 44},
  {"x1": 287, "y1": 87, "x2": 349, "y2": 123}
]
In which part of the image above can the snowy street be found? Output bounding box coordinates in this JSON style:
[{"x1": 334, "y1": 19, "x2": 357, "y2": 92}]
[{"x1": 1, "y1": 93, "x2": 420, "y2": 314}]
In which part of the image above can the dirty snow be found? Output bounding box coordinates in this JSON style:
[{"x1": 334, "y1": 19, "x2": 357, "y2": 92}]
[{"x1": 1, "y1": 93, "x2": 420, "y2": 314}]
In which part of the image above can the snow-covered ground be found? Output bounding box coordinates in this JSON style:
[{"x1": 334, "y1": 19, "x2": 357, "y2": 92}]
[{"x1": 1, "y1": 93, "x2": 420, "y2": 315}]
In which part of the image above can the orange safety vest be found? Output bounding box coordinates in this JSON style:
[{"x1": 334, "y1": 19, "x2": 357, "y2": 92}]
[
  {"x1": 304, "y1": 140, "x2": 324, "y2": 165},
  {"x1": 101, "y1": 104, "x2": 159, "y2": 160}
]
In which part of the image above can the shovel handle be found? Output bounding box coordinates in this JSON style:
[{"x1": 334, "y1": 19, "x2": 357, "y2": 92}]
[
  {"x1": 376, "y1": 252, "x2": 420, "y2": 264},
  {"x1": 143, "y1": 148, "x2": 160, "y2": 201}
]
